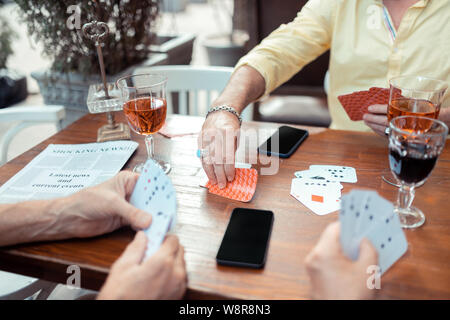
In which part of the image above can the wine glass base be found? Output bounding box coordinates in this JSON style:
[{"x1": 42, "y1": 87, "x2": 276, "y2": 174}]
[
  {"x1": 133, "y1": 160, "x2": 171, "y2": 174},
  {"x1": 394, "y1": 205, "x2": 425, "y2": 229}
]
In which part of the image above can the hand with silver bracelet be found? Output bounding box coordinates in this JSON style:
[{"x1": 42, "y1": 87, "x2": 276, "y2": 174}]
[{"x1": 198, "y1": 105, "x2": 242, "y2": 189}]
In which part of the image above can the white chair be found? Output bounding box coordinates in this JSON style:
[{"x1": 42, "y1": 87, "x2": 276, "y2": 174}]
[
  {"x1": 0, "y1": 105, "x2": 65, "y2": 165},
  {"x1": 132, "y1": 65, "x2": 253, "y2": 121}
]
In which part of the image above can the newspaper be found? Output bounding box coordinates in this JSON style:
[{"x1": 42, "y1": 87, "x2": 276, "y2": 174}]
[{"x1": 0, "y1": 141, "x2": 138, "y2": 204}]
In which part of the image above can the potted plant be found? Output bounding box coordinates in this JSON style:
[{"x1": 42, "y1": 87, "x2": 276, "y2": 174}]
[
  {"x1": 0, "y1": 14, "x2": 27, "y2": 108},
  {"x1": 15, "y1": 0, "x2": 194, "y2": 125},
  {"x1": 202, "y1": 0, "x2": 249, "y2": 67}
]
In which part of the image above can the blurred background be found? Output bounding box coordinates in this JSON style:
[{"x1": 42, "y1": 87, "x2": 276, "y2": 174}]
[
  {"x1": 0, "y1": 0, "x2": 330, "y2": 299},
  {"x1": 0, "y1": 0, "x2": 330, "y2": 164}
]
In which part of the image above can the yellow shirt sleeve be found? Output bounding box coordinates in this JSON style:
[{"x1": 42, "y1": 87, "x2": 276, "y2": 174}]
[{"x1": 235, "y1": 0, "x2": 337, "y2": 96}]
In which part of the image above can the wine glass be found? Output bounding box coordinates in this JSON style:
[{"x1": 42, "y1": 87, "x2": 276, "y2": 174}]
[
  {"x1": 116, "y1": 74, "x2": 170, "y2": 174},
  {"x1": 382, "y1": 75, "x2": 447, "y2": 187},
  {"x1": 388, "y1": 116, "x2": 448, "y2": 229}
]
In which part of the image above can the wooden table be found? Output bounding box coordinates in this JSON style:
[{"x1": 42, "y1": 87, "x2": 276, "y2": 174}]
[{"x1": 0, "y1": 113, "x2": 449, "y2": 299}]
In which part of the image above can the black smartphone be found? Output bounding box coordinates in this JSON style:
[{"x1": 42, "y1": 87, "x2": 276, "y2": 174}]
[
  {"x1": 258, "y1": 125, "x2": 308, "y2": 158},
  {"x1": 216, "y1": 208, "x2": 274, "y2": 269}
]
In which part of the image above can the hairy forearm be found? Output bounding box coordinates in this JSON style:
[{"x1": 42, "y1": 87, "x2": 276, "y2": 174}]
[
  {"x1": 0, "y1": 197, "x2": 72, "y2": 247},
  {"x1": 211, "y1": 65, "x2": 266, "y2": 114}
]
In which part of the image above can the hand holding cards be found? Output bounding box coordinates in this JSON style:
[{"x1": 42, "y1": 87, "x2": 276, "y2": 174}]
[
  {"x1": 338, "y1": 87, "x2": 403, "y2": 121},
  {"x1": 130, "y1": 160, "x2": 177, "y2": 259},
  {"x1": 340, "y1": 190, "x2": 408, "y2": 274}
]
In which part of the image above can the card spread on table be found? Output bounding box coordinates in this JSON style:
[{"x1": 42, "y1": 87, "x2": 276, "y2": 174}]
[
  {"x1": 339, "y1": 190, "x2": 408, "y2": 275},
  {"x1": 205, "y1": 168, "x2": 258, "y2": 202},
  {"x1": 338, "y1": 87, "x2": 403, "y2": 121},
  {"x1": 130, "y1": 160, "x2": 177, "y2": 259},
  {"x1": 291, "y1": 165, "x2": 357, "y2": 215}
]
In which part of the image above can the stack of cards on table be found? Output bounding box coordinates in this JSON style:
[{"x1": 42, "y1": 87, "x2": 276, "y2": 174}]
[
  {"x1": 130, "y1": 160, "x2": 177, "y2": 259},
  {"x1": 200, "y1": 163, "x2": 257, "y2": 203},
  {"x1": 291, "y1": 165, "x2": 357, "y2": 215},
  {"x1": 340, "y1": 190, "x2": 408, "y2": 274}
]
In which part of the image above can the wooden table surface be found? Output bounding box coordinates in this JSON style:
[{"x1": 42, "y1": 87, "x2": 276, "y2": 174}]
[{"x1": 0, "y1": 113, "x2": 449, "y2": 300}]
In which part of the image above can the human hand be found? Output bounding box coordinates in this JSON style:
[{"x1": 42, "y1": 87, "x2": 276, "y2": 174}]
[
  {"x1": 363, "y1": 104, "x2": 388, "y2": 137},
  {"x1": 305, "y1": 222, "x2": 378, "y2": 300},
  {"x1": 98, "y1": 232, "x2": 187, "y2": 300},
  {"x1": 56, "y1": 171, "x2": 152, "y2": 239},
  {"x1": 198, "y1": 110, "x2": 240, "y2": 189}
]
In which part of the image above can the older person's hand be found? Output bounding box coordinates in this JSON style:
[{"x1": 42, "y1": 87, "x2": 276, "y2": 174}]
[
  {"x1": 363, "y1": 104, "x2": 389, "y2": 137},
  {"x1": 98, "y1": 233, "x2": 187, "y2": 300},
  {"x1": 198, "y1": 111, "x2": 240, "y2": 189},
  {"x1": 54, "y1": 171, "x2": 152, "y2": 239},
  {"x1": 305, "y1": 222, "x2": 378, "y2": 300}
]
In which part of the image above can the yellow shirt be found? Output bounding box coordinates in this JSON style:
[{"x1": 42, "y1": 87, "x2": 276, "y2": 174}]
[{"x1": 235, "y1": 0, "x2": 450, "y2": 131}]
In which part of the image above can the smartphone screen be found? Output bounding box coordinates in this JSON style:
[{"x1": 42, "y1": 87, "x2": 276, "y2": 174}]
[
  {"x1": 258, "y1": 125, "x2": 308, "y2": 158},
  {"x1": 216, "y1": 208, "x2": 274, "y2": 268}
]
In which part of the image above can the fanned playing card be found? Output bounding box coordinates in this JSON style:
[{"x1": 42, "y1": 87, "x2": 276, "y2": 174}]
[
  {"x1": 338, "y1": 87, "x2": 394, "y2": 121},
  {"x1": 205, "y1": 168, "x2": 258, "y2": 202},
  {"x1": 130, "y1": 160, "x2": 177, "y2": 259},
  {"x1": 339, "y1": 190, "x2": 408, "y2": 275}
]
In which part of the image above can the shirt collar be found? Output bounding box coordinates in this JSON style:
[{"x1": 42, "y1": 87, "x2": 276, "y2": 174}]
[{"x1": 375, "y1": 0, "x2": 429, "y2": 7}]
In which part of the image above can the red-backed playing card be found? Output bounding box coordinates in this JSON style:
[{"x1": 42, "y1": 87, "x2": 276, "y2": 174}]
[
  {"x1": 338, "y1": 87, "x2": 394, "y2": 121},
  {"x1": 205, "y1": 168, "x2": 258, "y2": 202}
]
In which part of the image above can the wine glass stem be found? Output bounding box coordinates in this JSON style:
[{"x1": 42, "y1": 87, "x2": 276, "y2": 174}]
[
  {"x1": 145, "y1": 134, "x2": 155, "y2": 161},
  {"x1": 397, "y1": 184, "x2": 415, "y2": 211}
]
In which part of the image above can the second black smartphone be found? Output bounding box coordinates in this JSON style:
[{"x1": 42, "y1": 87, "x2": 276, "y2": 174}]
[
  {"x1": 257, "y1": 125, "x2": 308, "y2": 158},
  {"x1": 216, "y1": 208, "x2": 274, "y2": 269}
]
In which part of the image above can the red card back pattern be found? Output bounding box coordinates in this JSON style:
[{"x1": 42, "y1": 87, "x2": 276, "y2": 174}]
[{"x1": 205, "y1": 168, "x2": 258, "y2": 202}]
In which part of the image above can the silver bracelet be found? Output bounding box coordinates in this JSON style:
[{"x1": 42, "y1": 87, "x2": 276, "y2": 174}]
[{"x1": 206, "y1": 105, "x2": 242, "y2": 126}]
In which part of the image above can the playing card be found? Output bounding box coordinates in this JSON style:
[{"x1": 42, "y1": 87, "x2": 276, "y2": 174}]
[
  {"x1": 130, "y1": 160, "x2": 177, "y2": 259},
  {"x1": 158, "y1": 116, "x2": 203, "y2": 138},
  {"x1": 339, "y1": 190, "x2": 408, "y2": 275},
  {"x1": 205, "y1": 168, "x2": 258, "y2": 202},
  {"x1": 294, "y1": 169, "x2": 338, "y2": 183},
  {"x1": 309, "y1": 165, "x2": 357, "y2": 183},
  {"x1": 290, "y1": 178, "x2": 341, "y2": 215},
  {"x1": 339, "y1": 190, "x2": 367, "y2": 259},
  {"x1": 339, "y1": 87, "x2": 404, "y2": 122},
  {"x1": 338, "y1": 90, "x2": 370, "y2": 121}
]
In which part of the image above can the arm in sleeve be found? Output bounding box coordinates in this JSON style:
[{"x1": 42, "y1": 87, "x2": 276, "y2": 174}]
[{"x1": 235, "y1": 0, "x2": 336, "y2": 96}]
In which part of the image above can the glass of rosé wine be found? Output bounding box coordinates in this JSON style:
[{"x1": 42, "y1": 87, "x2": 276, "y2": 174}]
[{"x1": 116, "y1": 74, "x2": 170, "y2": 173}]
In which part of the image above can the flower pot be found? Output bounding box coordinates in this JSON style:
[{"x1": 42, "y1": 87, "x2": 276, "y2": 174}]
[
  {"x1": 31, "y1": 53, "x2": 169, "y2": 128},
  {"x1": 149, "y1": 33, "x2": 196, "y2": 65},
  {"x1": 0, "y1": 69, "x2": 27, "y2": 108},
  {"x1": 203, "y1": 32, "x2": 249, "y2": 67}
]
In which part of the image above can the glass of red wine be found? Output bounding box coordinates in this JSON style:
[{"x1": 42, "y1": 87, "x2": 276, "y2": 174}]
[
  {"x1": 389, "y1": 116, "x2": 448, "y2": 228},
  {"x1": 382, "y1": 76, "x2": 447, "y2": 187},
  {"x1": 116, "y1": 74, "x2": 170, "y2": 173}
]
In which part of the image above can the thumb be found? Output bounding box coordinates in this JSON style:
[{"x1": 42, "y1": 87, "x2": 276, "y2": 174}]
[
  {"x1": 115, "y1": 231, "x2": 148, "y2": 267},
  {"x1": 115, "y1": 198, "x2": 152, "y2": 230},
  {"x1": 358, "y1": 238, "x2": 378, "y2": 266}
]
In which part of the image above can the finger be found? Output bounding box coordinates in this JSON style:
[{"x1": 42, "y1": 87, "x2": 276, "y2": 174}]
[
  {"x1": 223, "y1": 129, "x2": 237, "y2": 182},
  {"x1": 358, "y1": 238, "x2": 378, "y2": 265},
  {"x1": 115, "y1": 231, "x2": 147, "y2": 266},
  {"x1": 115, "y1": 199, "x2": 152, "y2": 230},
  {"x1": 173, "y1": 245, "x2": 187, "y2": 282},
  {"x1": 364, "y1": 121, "x2": 387, "y2": 137},
  {"x1": 213, "y1": 163, "x2": 228, "y2": 189},
  {"x1": 224, "y1": 164, "x2": 235, "y2": 182},
  {"x1": 310, "y1": 222, "x2": 341, "y2": 256},
  {"x1": 363, "y1": 113, "x2": 388, "y2": 127},
  {"x1": 113, "y1": 171, "x2": 140, "y2": 198},
  {"x1": 202, "y1": 160, "x2": 217, "y2": 185},
  {"x1": 367, "y1": 104, "x2": 388, "y2": 114},
  {"x1": 144, "y1": 234, "x2": 180, "y2": 268}
]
